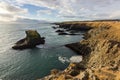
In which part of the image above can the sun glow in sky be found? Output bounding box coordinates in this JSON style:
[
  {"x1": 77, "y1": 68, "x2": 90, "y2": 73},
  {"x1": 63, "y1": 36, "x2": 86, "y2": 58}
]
[{"x1": 0, "y1": 0, "x2": 120, "y2": 22}]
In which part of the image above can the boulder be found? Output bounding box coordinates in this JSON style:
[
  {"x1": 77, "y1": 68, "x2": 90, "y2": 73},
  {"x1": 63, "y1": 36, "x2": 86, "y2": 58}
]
[{"x1": 12, "y1": 30, "x2": 45, "y2": 49}]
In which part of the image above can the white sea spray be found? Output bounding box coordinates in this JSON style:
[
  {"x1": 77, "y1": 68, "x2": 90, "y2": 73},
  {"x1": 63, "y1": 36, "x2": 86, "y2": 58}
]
[
  {"x1": 58, "y1": 56, "x2": 82, "y2": 64},
  {"x1": 70, "y1": 56, "x2": 82, "y2": 63}
]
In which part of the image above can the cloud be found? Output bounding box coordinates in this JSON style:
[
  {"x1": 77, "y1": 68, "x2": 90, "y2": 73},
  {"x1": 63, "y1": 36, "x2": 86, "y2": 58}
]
[
  {"x1": 109, "y1": 11, "x2": 120, "y2": 19},
  {"x1": 0, "y1": 13, "x2": 15, "y2": 22},
  {"x1": 1, "y1": 0, "x2": 120, "y2": 21},
  {"x1": 0, "y1": 1, "x2": 28, "y2": 22}
]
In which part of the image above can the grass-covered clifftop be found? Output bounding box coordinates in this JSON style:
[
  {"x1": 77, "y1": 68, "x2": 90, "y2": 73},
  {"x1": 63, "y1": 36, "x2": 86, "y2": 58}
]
[{"x1": 39, "y1": 21, "x2": 120, "y2": 80}]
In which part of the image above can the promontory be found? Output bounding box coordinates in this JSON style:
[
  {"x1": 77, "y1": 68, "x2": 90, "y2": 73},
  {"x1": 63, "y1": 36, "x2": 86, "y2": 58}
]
[{"x1": 39, "y1": 20, "x2": 120, "y2": 80}]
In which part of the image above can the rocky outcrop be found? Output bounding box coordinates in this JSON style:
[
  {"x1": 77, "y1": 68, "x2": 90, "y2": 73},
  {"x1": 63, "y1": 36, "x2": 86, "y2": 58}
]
[
  {"x1": 55, "y1": 30, "x2": 64, "y2": 33},
  {"x1": 54, "y1": 22, "x2": 93, "y2": 36},
  {"x1": 52, "y1": 26, "x2": 58, "y2": 29},
  {"x1": 58, "y1": 32, "x2": 68, "y2": 35},
  {"x1": 56, "y1": 23, "x2": 93, "y2": 31},
  {"x1": 56, "y1": 30, "x2": 81, "y2": 35},
  {"x1": 39, "y1": 63, "x2": 120, "y2": 80},
  {"x1": 39, "y1": 21, "x2": 120, "y2": 80},
  {"x1": 65, "y1": 42, "x2": 91, "y2": 56},
  {"x1": 12, "y1": 30, "x2": 45, "y2": 49}
]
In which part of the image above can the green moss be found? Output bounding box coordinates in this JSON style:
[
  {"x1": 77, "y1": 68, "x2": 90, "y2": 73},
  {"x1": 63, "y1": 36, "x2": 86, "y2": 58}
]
[{"x1": 26, "y1": 30, "x2": 41, "y2": 39}]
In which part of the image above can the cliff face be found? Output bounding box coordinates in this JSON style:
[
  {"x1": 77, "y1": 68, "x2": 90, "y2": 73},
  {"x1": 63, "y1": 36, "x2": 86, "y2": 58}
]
[
  {"x1": 39, "y1": 21, "x2": 120, "y2": 80},
  {"x1": 64, "y1": 21, "x2": 120, "y2": 66}
]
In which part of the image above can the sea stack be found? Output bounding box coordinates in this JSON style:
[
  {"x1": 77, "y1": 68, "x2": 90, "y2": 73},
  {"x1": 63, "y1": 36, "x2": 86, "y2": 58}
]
[{"x1": 12, "y1": 30, "x2": 45, "y2": 49}]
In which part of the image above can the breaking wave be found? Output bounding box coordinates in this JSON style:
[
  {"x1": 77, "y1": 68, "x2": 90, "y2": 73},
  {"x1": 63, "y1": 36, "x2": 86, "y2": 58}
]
[{"x1": 58, "y1": 56, "x2": 82, "y2": 64}]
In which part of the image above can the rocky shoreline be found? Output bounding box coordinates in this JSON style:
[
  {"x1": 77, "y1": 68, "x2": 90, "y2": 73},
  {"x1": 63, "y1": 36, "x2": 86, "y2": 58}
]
[{"x1": 39, "y1": 21, "x2": 120, "y2": 80}]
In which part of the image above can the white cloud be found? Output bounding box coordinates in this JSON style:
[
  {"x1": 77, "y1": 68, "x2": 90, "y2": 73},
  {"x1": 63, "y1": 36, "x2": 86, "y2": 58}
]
[
  {"x1": 1, "y1": 0, "x2": 120, "y2": 21},
  {"x1": 0, "y1": 13, "x2": 16, "y2": 22},
  {"x1": 0, "y1": 1, "x2": 28, "y2": 22},
  {"x1": 109, "y1": 11, "x2": 120, "y2": 19}
]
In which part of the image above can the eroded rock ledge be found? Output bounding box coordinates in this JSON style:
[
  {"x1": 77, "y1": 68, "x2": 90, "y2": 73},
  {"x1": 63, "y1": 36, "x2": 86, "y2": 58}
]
[{"x1": 39, "y1": 21, "x2": 120, "y2": 80}]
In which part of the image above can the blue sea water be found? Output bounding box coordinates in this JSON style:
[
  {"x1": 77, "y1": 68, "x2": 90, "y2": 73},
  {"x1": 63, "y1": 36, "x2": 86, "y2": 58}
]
[{"x1": 0, "y1": 23, "x2": 83, "y2": 80}]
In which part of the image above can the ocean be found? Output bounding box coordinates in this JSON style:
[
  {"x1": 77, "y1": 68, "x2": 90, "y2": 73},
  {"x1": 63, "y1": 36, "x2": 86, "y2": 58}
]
[{"x1": 0, "y1": 23, "x2": 83, "y2": 80}]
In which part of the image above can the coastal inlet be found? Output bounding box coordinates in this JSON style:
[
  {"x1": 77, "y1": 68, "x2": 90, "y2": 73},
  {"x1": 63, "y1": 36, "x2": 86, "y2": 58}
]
[{"x1": 0, "y1": 23, "x2": 83, "y2": 80}]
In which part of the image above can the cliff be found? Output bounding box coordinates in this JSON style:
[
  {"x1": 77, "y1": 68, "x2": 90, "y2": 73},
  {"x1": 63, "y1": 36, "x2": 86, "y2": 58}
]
[{"x1": 39, "y1": 21, "x2": 120, "y2": 80}]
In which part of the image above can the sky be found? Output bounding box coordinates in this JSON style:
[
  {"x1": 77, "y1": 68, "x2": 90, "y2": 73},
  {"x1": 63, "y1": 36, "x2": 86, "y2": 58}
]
[{"x1": 0, "y1": 0, "x2": 120, "y2": 22}]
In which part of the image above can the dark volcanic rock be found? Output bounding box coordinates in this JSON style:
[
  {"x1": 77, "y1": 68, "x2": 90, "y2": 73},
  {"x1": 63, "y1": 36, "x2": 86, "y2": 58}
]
[
  {"x1": 65, "y1": 42, "x2": 91, "y2": 56},
  {"x1": 69, "y1": 24, "x2": 93, "y2": 31},
  {"x1": 56, "y1": 23, "x2": 93, "y2": 31},
  {"x1": 59, "y1": 24, "x2": 71, "y2": 29},
  {"x1": 55, "y1": 29, "x2": 64, "y2": 33},
  {"x1": 69, "y1": 33, "x2": 80, "y2": 35},
  {"x1": 52, "y1": 26, "x2": 58, "y2": 29},
  {"x1": 58, "y1": 32, "x2": 80, "y2": 35},
  {"x1": 58, "y1": 32, "x2": 68, "y2": 35},
  {"x1": 12, "y1": 30, "x2": 45, "y2": 49}
]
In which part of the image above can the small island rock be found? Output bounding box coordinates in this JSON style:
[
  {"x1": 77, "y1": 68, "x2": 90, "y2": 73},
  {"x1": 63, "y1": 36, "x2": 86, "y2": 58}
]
[{"x1": 12, "y1": 30, "x2": 45, "y2": 49}]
